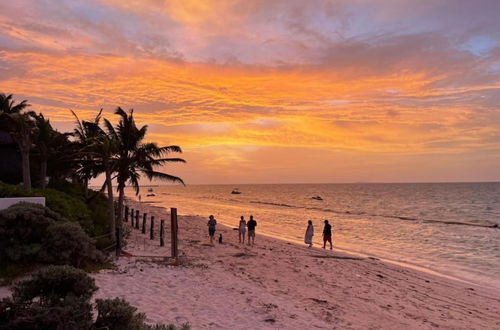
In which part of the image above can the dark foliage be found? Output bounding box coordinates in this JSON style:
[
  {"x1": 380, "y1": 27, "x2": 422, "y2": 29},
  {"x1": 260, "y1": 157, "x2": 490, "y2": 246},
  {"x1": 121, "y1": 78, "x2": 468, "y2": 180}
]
[
  {"x1": 0, "y1": 203, "x2": 101, "y2": 275},
  {"x1": 11, "y1": 265, "x2": 97, "y2": 304},
  {"x1": 41, "y1": 222, "x2": 102, "y2": 267},
  {"x1": 0, "y1": 265, "x2": 97, "y2": 330},
  {"x1": 49, "y1": 179, "x2": 111, "y2": 245},
  {"x1": 0, "y1": 266, "x2": 189, "y2": 330},
  {"x1": 0, "y1": 181, "x2": 93, "y2": 233},
  {"x1": 0, "y1": 203, "x2": 63, "y2": 265},
  {"x1": 94, "y1": 298, "x2": 147, "y2": 330}
]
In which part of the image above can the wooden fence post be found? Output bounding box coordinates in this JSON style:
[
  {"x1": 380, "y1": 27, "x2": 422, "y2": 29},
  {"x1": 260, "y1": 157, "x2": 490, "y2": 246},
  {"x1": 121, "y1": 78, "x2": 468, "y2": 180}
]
[
  {"x1": 115, "y1": 227, "x2": 121, "y2": 256},
  {"x1": 130, "y1": 208, "x2": 134, "y2": 226},
  {"x1": 142, "y1": 213, "x2": 147, "y2": 234},
  {"x1": 124, "y1": 206, "x2": 129, "y2": 223},
  {"x1": 171, "y1": 208, "x2": 178, "y2": 258},
  {"x1": 160, "y1": 220, "x2": 165, "y2": 247},
  {"x1": 150, "y1": 216, "x2": 155, "y2": 240},
  {"x1": 135, "y1": 210, "x2": 140, "y2": 229}
]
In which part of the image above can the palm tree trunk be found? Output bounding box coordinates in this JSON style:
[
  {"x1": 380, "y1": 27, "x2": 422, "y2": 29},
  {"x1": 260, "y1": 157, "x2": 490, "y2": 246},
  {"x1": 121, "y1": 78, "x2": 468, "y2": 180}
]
[
  {"x1": 104, "y1": 165, "x2": 115, "y2": 241},
  {"x1": 40, "y1": 158, "x2": 47, "y2": 189},
  {"x1": 20, "y1": 142, "x2": 31, "y2": 190},
  {"x1": 84, "y1": 177, "x2": 89, "y2": 198},
  {"x1": 116, "y1": 182, "x2": 125, "y2": 256}
]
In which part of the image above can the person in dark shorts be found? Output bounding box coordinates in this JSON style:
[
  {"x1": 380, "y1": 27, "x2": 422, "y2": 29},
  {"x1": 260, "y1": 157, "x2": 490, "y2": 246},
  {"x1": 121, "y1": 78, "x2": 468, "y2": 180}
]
[
  {"x1": 247, "y1": 215, "x2": 257, "y2": 246},
  {"x1": 207, "y1": 215, "x2": 217, "y2": 245},
  {"x1": 322, "y1": 219, "x2": 333, "y2": 250}
]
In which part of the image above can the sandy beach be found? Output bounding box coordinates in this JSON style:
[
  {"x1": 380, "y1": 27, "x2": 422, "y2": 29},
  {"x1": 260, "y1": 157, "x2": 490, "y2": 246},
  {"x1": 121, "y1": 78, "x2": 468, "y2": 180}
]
[
  {"x1": 1, "y1": 199, "x2": 498, "y2": 329},
  {"x1": 85, "y1": 200, "x2": 499, "y2": 329}
]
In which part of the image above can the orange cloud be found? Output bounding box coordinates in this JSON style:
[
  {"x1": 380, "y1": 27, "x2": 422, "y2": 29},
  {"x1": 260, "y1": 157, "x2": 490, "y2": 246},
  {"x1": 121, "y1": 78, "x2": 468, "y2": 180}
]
[{"x1": 1, "y1": 49, "x2": 498, "y2": 158}]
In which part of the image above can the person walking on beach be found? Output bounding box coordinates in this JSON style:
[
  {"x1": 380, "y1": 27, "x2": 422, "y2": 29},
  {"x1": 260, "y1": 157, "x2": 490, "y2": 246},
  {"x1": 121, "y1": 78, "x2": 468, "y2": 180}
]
[
  {"x1": 305, "y1": 220, "x2": 314, "y2": 248},
  {"x1": 247, "y1": 215, "x2": 257, "y2": 246},
  {"x1": 207, "y1": 215, "x2": 217, "y2": 245},
  {"x1": 238, "y1": 216, "x2": 247, "y2": 244},
  {"x1": 322, "y1": 219, "x2": 333, "y2": 250}
]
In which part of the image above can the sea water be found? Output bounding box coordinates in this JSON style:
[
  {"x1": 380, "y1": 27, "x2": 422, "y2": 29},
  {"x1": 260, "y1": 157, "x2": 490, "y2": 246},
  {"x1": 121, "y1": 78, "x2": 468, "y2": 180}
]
[{"x1": 130, "y1": 183, "x2": 500, "y2": 289}]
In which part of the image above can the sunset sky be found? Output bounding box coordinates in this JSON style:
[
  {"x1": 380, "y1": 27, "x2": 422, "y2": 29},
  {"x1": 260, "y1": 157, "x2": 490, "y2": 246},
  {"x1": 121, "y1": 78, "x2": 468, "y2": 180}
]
[{"x1": 1, "y1": 0, "x2": 500, "y2": 184}]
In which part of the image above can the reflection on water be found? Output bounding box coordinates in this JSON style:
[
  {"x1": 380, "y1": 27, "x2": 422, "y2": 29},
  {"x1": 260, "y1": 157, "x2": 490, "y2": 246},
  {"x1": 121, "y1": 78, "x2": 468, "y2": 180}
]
[{"x1": 128, "y1": 183, "x2": 500, "y2": 289}]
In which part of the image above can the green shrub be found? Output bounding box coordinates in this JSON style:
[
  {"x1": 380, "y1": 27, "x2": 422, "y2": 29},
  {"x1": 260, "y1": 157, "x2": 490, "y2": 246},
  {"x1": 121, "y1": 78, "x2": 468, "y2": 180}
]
[
  {"x1": 94, "y1": 298, "x2": 147, "y2": 330},
  {"x1": 0, "y1": 297, "x2": 92, "y2": 330},
  {"x1": 12, "y1": 265, "x2": 97, "y2": 305},
  {"x1": 37, "y1": 188, "x2": 93, "y2": 234},
  {"x1": 0, "y1": 181, "x2": 93, "y2": 234},
  {"x1": 0, "y1": 203, "x2": 102, "y2": 274},
  {"x1": 1, "y1": 265, "x2": 97, "y2": 330},
  {"x1": 0, "y1": 266, "x2": 187, "y2": 330},
  {"x1": 94, "y1": 298, "x2": 190, "y2": 330},
  {"x1": 0, "y1": 203, "x2": 63, "y2": 265},
  {"x1": 41, "y1": 222, "x2": 103, "y2": 267},
  {"x1": 49, "y1": 180, "x2": 111, "y2": 242}
]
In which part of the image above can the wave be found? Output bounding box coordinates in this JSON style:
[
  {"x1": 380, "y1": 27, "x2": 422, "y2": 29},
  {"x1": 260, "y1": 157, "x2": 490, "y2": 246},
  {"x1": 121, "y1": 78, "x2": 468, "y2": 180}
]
[
  {"x1": 246, "y1": 200, "x2": 498, "y2": 228},
  {"x1": 249, "y1": 200, "x2": 296, "y2": 208}
]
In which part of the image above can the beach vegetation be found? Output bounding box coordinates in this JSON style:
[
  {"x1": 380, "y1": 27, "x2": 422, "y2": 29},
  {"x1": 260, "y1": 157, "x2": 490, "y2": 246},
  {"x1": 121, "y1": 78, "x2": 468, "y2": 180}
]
[
  {"x1": 105, "y1": 107, "x2": 185, "y2": 243},
  {"x1": 0, "y1": 93, "x2": 33, "y2": 190},
  {"x1": 0, "y1": 265, "x2": 97, "y2": 329},
  {"x1": 0, "y1": 266, "x2": 190, "y2": 330},
  {"x1": 0, "y1": 92, "x2": 185, "y2": 254},
  {"x1": 0, "y1": 181, "x2": 94, "y2": 233},
  {"x1": 41, "y1": 222, "x2": 103, "y2": 267},
  {"x1": 0, "y1": 203, "x2": 102, "y2": 280}
]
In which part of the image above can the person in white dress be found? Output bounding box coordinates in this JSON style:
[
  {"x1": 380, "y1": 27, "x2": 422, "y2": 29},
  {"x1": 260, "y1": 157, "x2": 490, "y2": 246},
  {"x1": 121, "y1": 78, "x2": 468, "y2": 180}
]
[
  {"x1": 305, "y1": 220, "x2": 314, "y2": 247},
  {"x1": 238, "y1": 216, "x2": 247, "y2": 244}
]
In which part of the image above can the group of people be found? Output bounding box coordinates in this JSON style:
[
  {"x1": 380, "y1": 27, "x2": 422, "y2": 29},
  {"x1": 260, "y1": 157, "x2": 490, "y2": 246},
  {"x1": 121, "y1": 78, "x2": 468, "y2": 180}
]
[
  {"x1": 304, "y1": 219, "x2": 333, "y2": 250},
  {"x1": 207, "y1": 215, "x2": 257, "y2": 246},
  {"x1": 207, "y1": 215, "x2": 333, "y2": 250}
]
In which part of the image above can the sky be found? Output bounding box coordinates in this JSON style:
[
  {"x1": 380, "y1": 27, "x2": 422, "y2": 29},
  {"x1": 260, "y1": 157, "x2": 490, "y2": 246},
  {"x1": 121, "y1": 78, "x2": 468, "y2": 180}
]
[{"x1": 1, "y1": 0, "x2": 500, "y2": 184}]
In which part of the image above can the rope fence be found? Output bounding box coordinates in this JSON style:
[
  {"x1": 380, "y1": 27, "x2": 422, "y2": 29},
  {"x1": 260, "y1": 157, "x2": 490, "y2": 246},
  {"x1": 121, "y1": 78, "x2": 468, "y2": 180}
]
[{"x1": 116, "y1": 202, "x2": 179, "y2": 259}]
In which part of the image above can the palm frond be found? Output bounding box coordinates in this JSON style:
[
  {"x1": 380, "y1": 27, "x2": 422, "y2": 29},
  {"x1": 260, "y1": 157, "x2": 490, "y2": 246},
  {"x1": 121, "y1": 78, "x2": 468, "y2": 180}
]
[{"x1": 142, "y1": 170, "x2": 185, "y2": 185}]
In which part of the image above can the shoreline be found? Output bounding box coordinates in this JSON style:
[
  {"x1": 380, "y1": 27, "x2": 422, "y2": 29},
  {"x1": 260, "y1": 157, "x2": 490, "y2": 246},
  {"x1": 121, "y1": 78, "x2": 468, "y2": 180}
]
[
  {"x1": 94, "y1": 199, "x2": 500, "y2": 329},
  {"x1": 141, "y1": 199, "x2": 497, "y2": 293}
]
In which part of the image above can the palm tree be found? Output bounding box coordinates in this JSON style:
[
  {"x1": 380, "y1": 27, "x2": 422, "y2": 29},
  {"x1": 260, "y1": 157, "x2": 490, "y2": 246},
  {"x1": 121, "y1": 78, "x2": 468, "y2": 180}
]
[
  {"x1": 85, "y1": 123, "x2": 119, "y2": 241},
  {"x1": 0, "y1": 93, "x2": 33, "y2": 189},
  {"x1": 71, "y1": 109, "x2": 104, "y2": 196},
  {"x1": 107, "y1": 107, "x2": 185, "y2": 240},
  {"x1": 32, "y1": 112, "x2": 65, "y2": 188},
  {"x1": 0, "y1": 93, "x2": 29, "y2": 114}
]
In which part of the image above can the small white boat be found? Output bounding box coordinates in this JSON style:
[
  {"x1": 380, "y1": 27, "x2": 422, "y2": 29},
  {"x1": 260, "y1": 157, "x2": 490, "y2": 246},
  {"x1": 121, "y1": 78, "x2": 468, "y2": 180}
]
[{"x1": 231, "y1": 188, "x2": 242, "y2": 194}]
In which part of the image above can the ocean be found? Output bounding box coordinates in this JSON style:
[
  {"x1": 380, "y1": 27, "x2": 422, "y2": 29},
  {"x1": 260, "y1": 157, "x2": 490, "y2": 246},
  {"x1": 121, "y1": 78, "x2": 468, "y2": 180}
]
[{"x1": 129, "y1": 182, "x2": 500, "y2": 289}]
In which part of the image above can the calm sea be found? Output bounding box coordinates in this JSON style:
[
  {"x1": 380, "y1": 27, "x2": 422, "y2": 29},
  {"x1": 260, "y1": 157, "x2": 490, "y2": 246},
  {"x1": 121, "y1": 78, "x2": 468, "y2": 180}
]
[{"x1": 129, "y1": 183, "x2": 500, "y2": 289}]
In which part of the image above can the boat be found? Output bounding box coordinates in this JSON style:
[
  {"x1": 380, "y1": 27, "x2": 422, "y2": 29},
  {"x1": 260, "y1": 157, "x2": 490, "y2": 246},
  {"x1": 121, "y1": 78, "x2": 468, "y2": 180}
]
[
  {"x1": 311, "y1": 195, "x2": 323, "y2": 201},
  {"x1": 231, "y1": 188, "x2": 242, "y2": 194},
  {"x1": 146, "y1": 193, "x2": 156, "y2": 197},
  {"x1": 147, "y1": 188, "x2": 154, "y2": 192}
]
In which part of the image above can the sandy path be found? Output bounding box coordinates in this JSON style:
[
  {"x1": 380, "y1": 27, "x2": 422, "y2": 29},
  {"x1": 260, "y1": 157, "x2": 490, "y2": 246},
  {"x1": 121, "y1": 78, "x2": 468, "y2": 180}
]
[{"x1": 92, "y1": 200, "x2": 500, "y2": 329}]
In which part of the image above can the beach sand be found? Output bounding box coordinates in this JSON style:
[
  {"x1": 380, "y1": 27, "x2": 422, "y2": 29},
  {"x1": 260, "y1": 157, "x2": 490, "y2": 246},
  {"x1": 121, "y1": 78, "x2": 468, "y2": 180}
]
[
  {"x1": 1, "y1": 199, "x2": 499, "y2": 329},
  {"x1": 93, "y1": 200, "x2": 500, "y2": 329}
]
